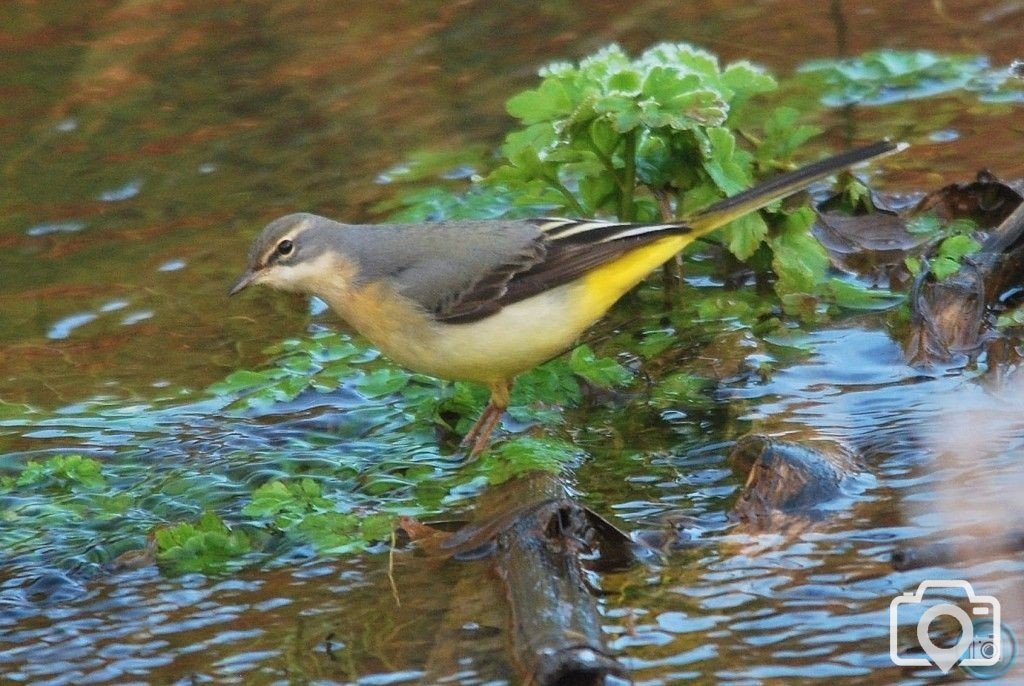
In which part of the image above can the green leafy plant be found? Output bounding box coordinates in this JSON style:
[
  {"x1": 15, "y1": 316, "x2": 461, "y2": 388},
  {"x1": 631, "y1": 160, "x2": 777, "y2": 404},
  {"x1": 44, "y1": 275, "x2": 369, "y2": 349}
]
[
  {"x1": 906, "y1": 213, "x2": 978, "y2": 237},
  {"x1": 904, "y1": 214, "x2": 982, "y2": 281},
  {"x1": 294, "y1": 511, "x2": 394, "y2": 554},
  {"x1": 494, "y1": 43, "x2": 788, "y2": 227},
  {"x1": 2, "y1": 454, "x2": 106, "y2": 490},
  {"x1": 243, "y1": 478, "x2": 393, "y2": 554},
  {"x1": 933, "y1": 235, "x2": 983, "y2": 279},
  {"x1": 0, "y1": 455, "x2": 134, "y2": 547},
  {"x1": 155, "y1": 511, "x2": 252, "y2": 574},
  {"x1": 243, "y1": 478, "x2": 332, "y2": 526},
  {"x1": 210, "y1": 330, "x2": 633, "y2": 440},
  {"x1": 800, "y1": 50, "x2": 1024, "y2": 106},
  {"x1": 649, "y1": 372, "x2": 715, "y2": 410},
  {"x1": 475, "y1": 437, "x2": 580, "y2": 485},
  {"x1": 996, "y1": 305, "x2": 1024, "y2": 330}
]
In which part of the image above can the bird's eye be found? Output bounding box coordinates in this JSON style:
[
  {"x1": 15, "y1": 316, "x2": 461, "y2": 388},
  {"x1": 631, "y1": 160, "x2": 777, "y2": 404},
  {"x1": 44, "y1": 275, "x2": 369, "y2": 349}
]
[{"x1": 277, "y1": 239, "x2": 294, "y2": 256}]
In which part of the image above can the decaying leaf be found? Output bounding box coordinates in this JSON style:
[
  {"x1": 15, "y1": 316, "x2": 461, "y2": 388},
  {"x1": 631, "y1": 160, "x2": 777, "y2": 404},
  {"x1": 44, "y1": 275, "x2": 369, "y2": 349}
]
[
  {"x1": 816, "y1": 169, "x2": 1024, "y2": 366},
  {"x1": 814, "y1": 204, "x2": 929, "y2": 287},
  {"x1": 397, "y1": 516, "x2": 462, "y2": 558},
  {"x1": 902, "y1": 172, "x2": 1024, "y2": 365},
  {"x1": 915, "y1": 170, "x2": 1023, "y2": 227}
]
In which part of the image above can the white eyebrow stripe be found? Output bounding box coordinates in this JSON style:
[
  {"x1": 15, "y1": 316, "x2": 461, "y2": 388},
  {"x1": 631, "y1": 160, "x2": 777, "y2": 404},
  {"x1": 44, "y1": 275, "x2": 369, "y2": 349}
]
[{"x1": 262, "y1": 230, "x2": 302, "y2": 265}]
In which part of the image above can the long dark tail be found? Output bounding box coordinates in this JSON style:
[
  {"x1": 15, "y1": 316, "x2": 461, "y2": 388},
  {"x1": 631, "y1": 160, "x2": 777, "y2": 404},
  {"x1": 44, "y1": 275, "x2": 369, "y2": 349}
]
[{"x1": 688, "y1": 139, "x2": 905, "y2": 233}]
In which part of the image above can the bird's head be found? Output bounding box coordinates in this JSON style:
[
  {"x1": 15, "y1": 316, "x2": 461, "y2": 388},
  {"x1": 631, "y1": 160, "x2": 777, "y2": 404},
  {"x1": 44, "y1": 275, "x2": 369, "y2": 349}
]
[{"x1": 229, "y1": 213, "x2": 353, "y2": 297}]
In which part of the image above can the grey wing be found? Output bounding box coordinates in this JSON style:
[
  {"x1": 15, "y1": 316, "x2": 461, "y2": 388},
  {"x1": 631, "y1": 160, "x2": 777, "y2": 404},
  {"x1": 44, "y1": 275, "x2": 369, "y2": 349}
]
[
  {"x1": 429, "y1": 218, "x2": 692, "y2": 324},
  {"x1": 365, "y1": 217, "x2": 690, "y2": 325},
  {"x1": 363, "y1": 219, "x2": 548, "y2": 321}
]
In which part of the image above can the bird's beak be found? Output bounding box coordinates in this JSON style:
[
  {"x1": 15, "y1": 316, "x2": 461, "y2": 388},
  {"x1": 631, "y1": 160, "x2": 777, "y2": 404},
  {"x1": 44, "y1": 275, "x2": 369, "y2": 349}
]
[{"x1": 228, "y1": 270, "x2": 258, "y2": 296}]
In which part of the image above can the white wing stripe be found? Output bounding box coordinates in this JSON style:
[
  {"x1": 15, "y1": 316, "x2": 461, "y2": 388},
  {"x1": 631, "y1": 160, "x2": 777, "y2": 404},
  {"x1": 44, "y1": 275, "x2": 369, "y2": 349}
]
[
  {"x1": 536, "y1": 218, "x2": 578, "y2": 233},
  {"x1": 596, "y1": 223, "x2": 684, "y2": 242},
  {"x1": 534, "y1": 217, "x2": 689, "y2": 242},
  {"x1": 545, "y1": 221, "x2": 628, "y2": 240}
]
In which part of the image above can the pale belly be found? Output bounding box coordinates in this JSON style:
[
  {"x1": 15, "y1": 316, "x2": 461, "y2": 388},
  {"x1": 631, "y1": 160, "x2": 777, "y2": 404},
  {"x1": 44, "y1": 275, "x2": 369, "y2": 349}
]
[{"x1": 371, "y1": 281, "x2": 596, "y2": 384}]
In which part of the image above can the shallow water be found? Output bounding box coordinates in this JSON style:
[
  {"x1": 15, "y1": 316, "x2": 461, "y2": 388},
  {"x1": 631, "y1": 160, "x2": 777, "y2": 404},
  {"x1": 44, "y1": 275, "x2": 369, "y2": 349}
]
[{"x1": 2, "y1": 1, "x2": 1024, "y2": 684}]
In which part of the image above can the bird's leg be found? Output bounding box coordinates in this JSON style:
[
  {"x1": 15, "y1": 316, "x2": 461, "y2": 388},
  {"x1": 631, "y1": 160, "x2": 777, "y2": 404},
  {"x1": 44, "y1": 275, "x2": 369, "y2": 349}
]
[
  {"x1": 461, "y1": 379, "x2": 511, "y2": 460},
  {"x1": 462, "y1": 404, "x2": 501, "y2": 459}
]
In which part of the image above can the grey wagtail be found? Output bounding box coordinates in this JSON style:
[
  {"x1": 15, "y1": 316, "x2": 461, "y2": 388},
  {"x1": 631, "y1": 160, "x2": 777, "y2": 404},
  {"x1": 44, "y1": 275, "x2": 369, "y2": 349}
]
[{"x1": 230, "y1": 139, "x2": 902, "y2": 458}]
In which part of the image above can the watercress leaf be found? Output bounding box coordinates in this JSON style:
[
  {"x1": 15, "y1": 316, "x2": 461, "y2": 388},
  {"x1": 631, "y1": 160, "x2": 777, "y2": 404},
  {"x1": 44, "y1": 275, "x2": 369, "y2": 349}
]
[
  {"x1": 506, "y1": 78, "x2": 575, "y2": 124},
  {"x1": 357, "y1": 368, "x2": 410, "y2": 398},
  {"x1": 295, "y1": 512, "x2": 365, "y2": 553},
  {"x1": 769, "y1": 208, "x2": 829, "y2": 295},
  {"x1": 593, "y1": 94, "x2": 643, "y2": 132},
  {"x1": 568, "y1": 345, "x2": 632, "y2": 388},
  {"x1": 906, "y1": 213, "x2": 943, "y2": 235},
  {"x1": 607, "y1": 68, "x2": 643, "y2": 95},
  {"x1": 481, "y1": 437, "x2": 578, "y2": 485},
  {"x1": 650, "y1": 372, "x2": 714, "y2": 409},
  {"x1": 724, "y1": 212, "x2": 769, "y2": 260},
  {"x1": 14, "y1": 455, "x2": 106, "y2": 490},
  {"x1": 721, "y1": 61, "x2": 777, "y2": 99},
  {"x1": 827, "y1": 278, "x2": 904, "y2": 310},
  {"x1": 938, "y1": 234, "x2": 982, "y2": 260},
  {"x1": 155, "y1": 512, "x2": 251, "y2": 574},
  {"x1": 703, "y1": 127, "x2": 751, "y2": 195}
]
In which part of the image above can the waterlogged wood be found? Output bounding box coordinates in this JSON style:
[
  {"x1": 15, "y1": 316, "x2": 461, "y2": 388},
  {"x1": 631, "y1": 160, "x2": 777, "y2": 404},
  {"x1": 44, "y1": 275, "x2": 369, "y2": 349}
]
[
  {"x1": 906, "y1": 174, "x2": 1024, "y2": 365},
  {"x1": 974, "y1": 198, "x2": 1024, "y2": 300},
  {"x1": 729, "y1": 434, "x2": 863, "y2": 525},
  {"x1": 892, "y1": 528, "x2": 1024, "y2": 571},
  {"x1": 416, "y1": 472, "x2": 630, "y2": 684},
  {"x1": 817, "y1": 171, "x2": 1024, "y2": 365},
  {"x1": 916, "y1": 171, "x2": 1023, "y2": 229},
  {"x1": 817, "y1": 178, "x2": 1022, "y2": 286},
  {"x1": 496, "y1": 497, "x2": 630, "y2": 685},
  {"x1": 905, "y1": 261, "x2": 987, "y2": 364}
]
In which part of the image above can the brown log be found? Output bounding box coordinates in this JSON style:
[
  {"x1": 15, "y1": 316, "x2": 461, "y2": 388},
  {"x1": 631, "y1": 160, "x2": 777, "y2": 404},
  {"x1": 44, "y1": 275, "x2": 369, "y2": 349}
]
[
  {"x1": 420, "y1": 471, "x2": 632, "y2": 684},
  {"x1": 495, "y1": 496, "x2": 629, "y2": 685}
]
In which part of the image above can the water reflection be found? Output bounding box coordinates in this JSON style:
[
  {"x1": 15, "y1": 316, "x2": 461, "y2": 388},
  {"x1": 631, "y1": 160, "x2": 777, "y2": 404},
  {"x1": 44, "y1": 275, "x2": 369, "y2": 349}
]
[{"x1": 2, "y1": 321, "x2": 1023, "y2": 684}]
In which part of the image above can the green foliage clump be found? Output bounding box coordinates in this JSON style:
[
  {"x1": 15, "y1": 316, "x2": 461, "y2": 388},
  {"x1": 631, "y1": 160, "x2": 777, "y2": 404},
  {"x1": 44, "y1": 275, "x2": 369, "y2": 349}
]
[
  {"x1": 928, "y1": 235, "x2": 983, "y2": 280},
  {"x1": 243, "y1": 478, "x2": 332, "y2": 526},
  {"x1": 476, "y1": 437, "x2": 580, "y2": 485},
  {"x1": 155, "y1": 511, "x2": 252, "y2": 574},
  {"x1": 2, "y1": 454, "x2": 106, "y2": 490},
  {"x1": 568, "y1": 344, "x2": 633, "y2": 388},
  {"x1": 208, "y1": 333, "x2": 365, "y2": 408},
  {"x1": 494, "y1": 44, "x2": 804, "y2": 238},
  {"x1": 649, "y1": 372, "x2": 715, "y2": 410},
  {"x1": 904, "y1": 214, "x2": 982, "y2": 281},
  {"x1": 210, "y1": 331, "x2": 633, "y2": 440},
  {"x1": 996, "y1": 305, "x2": 1024, "y2": 330},
  {"x1": 800, "y1": 50, "x2": 1024, "y2": 106},
  {"x1": 243, "y1": 478, "x2": 393, "y2": 554},
  {"x1": 385, "y1": 42, "x2": 880, "y2": 309},
  {"x1": 0, "y1": 455, "x2": 132, "y2": 532}
]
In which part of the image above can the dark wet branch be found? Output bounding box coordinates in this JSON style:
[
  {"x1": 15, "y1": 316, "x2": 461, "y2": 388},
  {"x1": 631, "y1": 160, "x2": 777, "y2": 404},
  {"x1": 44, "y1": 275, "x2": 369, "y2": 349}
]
[
  {"x1": 411, "y1": 472, "x2": 634, "y2": 684},
  {"x1": 496, "y1": 498, "x2": 629, "y2": 685},
  {"x1": 892, "y1": 529, "x2": 1024, "y2": 571}
]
